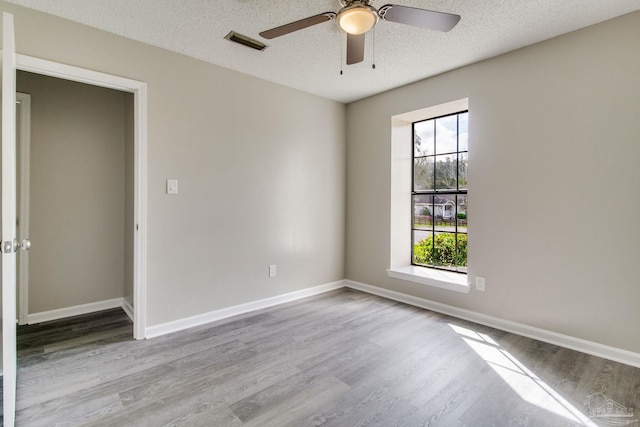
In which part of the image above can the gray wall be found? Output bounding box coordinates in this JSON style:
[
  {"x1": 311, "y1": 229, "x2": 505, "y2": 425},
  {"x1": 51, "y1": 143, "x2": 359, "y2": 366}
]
[
  {"x1": 1, "y1": 2, "x2": 346, "y2": 326},
  {"x1": 346, "y1": 12, "x2": 640, "y2": 353},
  {"x1": 16, "y1": 71, "x2": 132, "y2": 313}
]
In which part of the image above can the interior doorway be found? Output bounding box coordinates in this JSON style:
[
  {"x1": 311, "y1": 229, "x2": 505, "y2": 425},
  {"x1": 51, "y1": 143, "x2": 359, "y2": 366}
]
[
  {"x1": 16, "y1": 72, "x2": 135, "y2": 327},
  {"x1": 13, "y1": 54, "x2": 148, "y2": 340}
]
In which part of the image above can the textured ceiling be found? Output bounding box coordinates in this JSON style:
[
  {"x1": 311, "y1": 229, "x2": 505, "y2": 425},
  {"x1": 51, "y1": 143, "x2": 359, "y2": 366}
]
[{"x1": 7, "y1": 0, "x2": 640, "y2": 103}]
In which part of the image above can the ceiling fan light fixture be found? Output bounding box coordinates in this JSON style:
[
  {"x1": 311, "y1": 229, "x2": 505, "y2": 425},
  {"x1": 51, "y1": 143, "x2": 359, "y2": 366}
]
[{"x1": 337, "y1": 4, "x2": 378, "y2": 35}]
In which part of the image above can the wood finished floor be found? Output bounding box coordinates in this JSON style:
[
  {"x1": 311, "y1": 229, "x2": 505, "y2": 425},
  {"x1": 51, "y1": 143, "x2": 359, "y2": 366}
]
[{"x1": 5, "y1": 289, "x2": 640, "y2": 426}]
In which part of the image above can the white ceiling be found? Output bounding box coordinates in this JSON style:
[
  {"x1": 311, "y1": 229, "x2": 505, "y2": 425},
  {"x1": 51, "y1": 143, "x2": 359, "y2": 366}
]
[{"x1": 8, "y1": 0, "x2": 640, "y2": 103}]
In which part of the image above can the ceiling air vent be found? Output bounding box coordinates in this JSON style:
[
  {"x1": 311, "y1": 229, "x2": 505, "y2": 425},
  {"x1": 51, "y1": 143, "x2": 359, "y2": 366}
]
[{"x1": 224, "y1": 31, "x2": 267, "y2": 51}]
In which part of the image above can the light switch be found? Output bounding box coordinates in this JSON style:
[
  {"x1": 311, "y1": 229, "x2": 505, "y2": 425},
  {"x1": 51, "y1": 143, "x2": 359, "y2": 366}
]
[{"x1": 167, "y1": 179, "x2": 178, "y2": 194}]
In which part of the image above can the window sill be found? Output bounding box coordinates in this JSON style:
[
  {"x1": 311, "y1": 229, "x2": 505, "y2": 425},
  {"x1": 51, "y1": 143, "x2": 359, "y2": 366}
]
[{"x1": 386, "y1": 266, "x2": 470, "y2": 294}]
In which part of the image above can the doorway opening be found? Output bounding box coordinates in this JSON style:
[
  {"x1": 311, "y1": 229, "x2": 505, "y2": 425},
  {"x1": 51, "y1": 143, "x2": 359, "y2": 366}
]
[
  {"x1": 14, "y1": 54, "x2": 147, "y2": 340},
  {"x1": 16, "y1": 72, "x2": 136, "y2": 330}
]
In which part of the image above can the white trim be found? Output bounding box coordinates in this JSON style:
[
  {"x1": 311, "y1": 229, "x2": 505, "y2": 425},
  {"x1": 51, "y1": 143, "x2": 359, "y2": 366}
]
[
  {"x1": 121, "y1": 298, "x2": 134, "y2": 322},
  {"x1": 145, "y1": 280, "x2": 345, "y2": 339},
  {"x1": 27, "y1": 298, "x2": 126, "y2": 325},
  {"x1": 387, "y1": 266, "x2": 470, "y2": 293},
  {"x1": 345, "y1": 280, "x2": 640, "y2": 369},
  {"x1": 16, "y1": 54, "x2": 143, "y2": 93},
  {"x1": 16, "y1": 92, "x2": 30, "y2": 326},
  {"x1": 12, "y1": 54, "x2": 148, "y2": 340},
  {"x1": 133, "y1": 83, "x2": 148, "y2": 340}
]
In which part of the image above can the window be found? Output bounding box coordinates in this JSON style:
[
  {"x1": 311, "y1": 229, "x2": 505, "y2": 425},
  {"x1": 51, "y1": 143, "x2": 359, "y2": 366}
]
[{"x1": 412, "y1": 111, "x2": 468, "y2": 273}]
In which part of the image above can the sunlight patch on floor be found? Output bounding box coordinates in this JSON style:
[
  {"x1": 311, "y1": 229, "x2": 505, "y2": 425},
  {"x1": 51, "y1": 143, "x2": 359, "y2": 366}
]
[{"x1": 449, "y1": 323, "x2": 597, "y2": 426}]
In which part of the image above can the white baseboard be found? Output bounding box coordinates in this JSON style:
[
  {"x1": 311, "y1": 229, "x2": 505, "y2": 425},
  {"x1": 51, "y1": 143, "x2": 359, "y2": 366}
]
[
  {"x1": 345, "y1": 279, "x2": 640, "y2": 369},
  {"x1": 122, "y1": 298, "x2": 134, "y2": 322},
  {"x1": 145, "y1": 280, "x2": 346, "y2": 339},
  {"x1": 39, "y1": 279, "x2": 635, "y2": 369},
  {"x1": 27, "y1": 297, "x2": 128, "y2": 324}
]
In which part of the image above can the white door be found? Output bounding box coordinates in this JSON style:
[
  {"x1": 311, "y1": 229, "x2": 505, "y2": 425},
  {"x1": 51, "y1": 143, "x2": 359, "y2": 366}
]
[{"x1": 2, "y1": 11, "x2": 18, "y2": 427}]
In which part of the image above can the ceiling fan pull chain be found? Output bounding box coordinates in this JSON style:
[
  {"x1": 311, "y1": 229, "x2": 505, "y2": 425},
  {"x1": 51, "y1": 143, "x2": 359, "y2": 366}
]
[
  {"x1": 340, "y1": 31, "x2": 344, "y2": 75},
  {"x1": 372, "y1": 27, "x2": 376, "y2": 69}
]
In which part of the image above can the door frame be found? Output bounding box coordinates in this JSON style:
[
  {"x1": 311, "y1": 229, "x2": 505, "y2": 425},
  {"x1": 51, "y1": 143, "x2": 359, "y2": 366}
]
[
  {"x1": 16, "y1": 91, "x2": 30, "y2": 326},
  {"x1": 14, "y1": 54, "x2": 148, "y2": 339}
]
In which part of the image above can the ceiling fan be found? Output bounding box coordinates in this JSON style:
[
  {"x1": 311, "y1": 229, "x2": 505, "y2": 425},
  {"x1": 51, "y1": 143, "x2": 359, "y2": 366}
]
[{"x1": 259, "y1": 0, "x2": 461, "y2": 65}]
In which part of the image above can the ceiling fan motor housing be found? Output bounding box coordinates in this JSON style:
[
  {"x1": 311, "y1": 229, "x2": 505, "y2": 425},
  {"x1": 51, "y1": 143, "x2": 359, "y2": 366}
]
[{"x1": 339, "y1": 0, "x2": 372, "y2": 6}]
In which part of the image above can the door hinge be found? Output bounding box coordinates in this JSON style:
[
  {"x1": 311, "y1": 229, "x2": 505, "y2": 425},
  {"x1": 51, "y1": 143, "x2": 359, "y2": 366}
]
[{"x1": 2, "y1": 240, "x2": 17, "y2": 254}]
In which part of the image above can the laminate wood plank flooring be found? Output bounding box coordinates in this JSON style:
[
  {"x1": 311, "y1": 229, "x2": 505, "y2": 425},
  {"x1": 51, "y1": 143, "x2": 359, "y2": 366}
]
[{"x1": 4, "y1": 289, "x2": 640, "y2": 426}]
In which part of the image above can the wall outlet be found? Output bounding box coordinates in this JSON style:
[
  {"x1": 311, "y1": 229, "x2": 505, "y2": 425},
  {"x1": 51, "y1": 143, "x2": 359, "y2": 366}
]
[
  {"x1": 269, "y1": 264, "x2": 277, "y2": 278},
  {"x1": 476, "y1": 277, "x2": 486, "y2": 291},
  {"x1": 166, "y1": 179, "x2": 178, "y2": 194}
]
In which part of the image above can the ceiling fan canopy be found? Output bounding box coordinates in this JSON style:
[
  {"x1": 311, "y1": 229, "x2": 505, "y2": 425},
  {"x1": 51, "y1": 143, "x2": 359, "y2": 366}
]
[{"x1": 259, "y1": 1, "x2": 461, "y2": 65}]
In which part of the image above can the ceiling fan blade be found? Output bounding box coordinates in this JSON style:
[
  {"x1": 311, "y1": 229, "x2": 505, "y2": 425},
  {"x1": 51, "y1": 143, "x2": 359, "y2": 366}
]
[
  {"x1": 346, "y1": 33, "x2": 365, "y2": 65},
  {"x1": 259, "y1": 12, "x2": 336, "y2": 39},
  {"x1": 379, "y1": 5, "x2": 460, "y2": 32}
]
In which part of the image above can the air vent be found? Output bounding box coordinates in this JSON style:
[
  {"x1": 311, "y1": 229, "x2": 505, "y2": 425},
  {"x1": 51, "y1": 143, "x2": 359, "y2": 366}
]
[{"x1": 224, "y1": 31, "x2": 267, "y2": 51}]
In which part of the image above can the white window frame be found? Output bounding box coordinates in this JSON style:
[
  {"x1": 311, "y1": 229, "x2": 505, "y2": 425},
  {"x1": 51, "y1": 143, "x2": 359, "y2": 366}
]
[{"x1": 387, "y1": 98, "x2": 470, "y2": 294}]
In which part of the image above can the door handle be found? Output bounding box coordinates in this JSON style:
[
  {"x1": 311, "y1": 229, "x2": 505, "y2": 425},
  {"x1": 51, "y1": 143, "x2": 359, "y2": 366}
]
[
  {"x1": 1, "y1": 239, "x2": 31, "y2": 253},
  {"x1": 19, "y1": 239, "x2": 31, "y2": 251}
]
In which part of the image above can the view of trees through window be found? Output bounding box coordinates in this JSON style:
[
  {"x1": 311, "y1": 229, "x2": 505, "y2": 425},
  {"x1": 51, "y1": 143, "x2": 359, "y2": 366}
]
[{"x1": 412, "y1": 111, "x2": 468, "y2": 273}]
